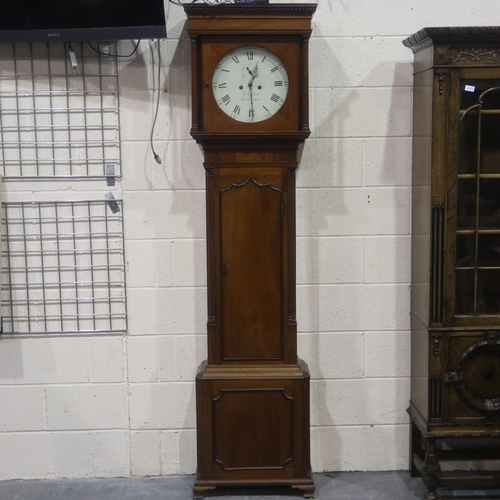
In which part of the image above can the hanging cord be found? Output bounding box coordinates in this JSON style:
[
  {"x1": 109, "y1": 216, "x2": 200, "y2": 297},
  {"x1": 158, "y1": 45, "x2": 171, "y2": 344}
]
[{"x1": 151, "y1": 39, "x2": 162, "y2": 164}]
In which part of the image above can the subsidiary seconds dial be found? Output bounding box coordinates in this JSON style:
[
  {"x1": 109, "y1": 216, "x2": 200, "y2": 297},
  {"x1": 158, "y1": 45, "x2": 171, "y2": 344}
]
[{"x1": 212, "y1": 45, "x2": 289, "y2": 123}]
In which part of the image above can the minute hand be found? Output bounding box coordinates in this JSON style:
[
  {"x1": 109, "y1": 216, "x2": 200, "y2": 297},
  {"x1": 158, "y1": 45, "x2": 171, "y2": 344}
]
[
  {"x1": 247, "y1": 65, "x2": 257, "y2": 120},
  {"x1": 248, "y1": 80, "x2": 254, "y2": 119}
]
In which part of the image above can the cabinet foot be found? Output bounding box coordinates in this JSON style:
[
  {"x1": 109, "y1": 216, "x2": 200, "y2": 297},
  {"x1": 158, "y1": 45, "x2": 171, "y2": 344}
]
[
  {"x1": 422, "y1": 491, "x2": 440, "y2": 500},
  {"x1": 292, "y1": 484, "x2": 316, "y2": 498}
]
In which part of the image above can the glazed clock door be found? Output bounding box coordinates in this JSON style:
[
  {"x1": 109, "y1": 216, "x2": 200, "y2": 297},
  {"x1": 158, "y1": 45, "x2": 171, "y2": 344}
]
[
  {"x1": 200, "y1": 38, "x2": 301, "y2": 133},
  {"x1": 211, "y1": 45, "x2": 289, "y2": 123},
  {"x1": 216, "y1": 168, "x2": 285, "y2": 362}
]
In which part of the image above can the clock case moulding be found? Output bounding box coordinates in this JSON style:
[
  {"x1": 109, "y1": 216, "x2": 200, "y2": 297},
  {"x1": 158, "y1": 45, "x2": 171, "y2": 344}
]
[{"x1": 183, "y1": 4, "x2": 316, "y2": 498}]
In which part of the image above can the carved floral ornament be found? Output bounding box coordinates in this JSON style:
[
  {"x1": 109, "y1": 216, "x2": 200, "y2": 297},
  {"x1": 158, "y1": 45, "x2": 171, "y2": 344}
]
[{"x1": 435, "y1": 46, "x2": 500, "y2": 65}]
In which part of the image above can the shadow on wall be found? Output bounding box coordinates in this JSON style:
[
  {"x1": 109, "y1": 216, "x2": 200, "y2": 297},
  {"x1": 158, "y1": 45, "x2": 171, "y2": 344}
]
[
  {"x1": 297, "y1": 40, "x2": 414, "y2": 469},
  {"x1": 0, "y1": 336, "x2": 24, "y2": 379},
  {"x1": 381, "y1": 60, "x2": 413, "y2": 418},
  {"x1": 297, "y1": 34, "x2": 354, "y2": 472},
  {"x1": 371, "y1": 60, "x2": 413, "y2": 470}
]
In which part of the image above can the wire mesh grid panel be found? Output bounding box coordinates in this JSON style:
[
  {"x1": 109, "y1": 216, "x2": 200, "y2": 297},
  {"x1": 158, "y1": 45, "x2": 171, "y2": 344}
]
[
  {"x1": 0, "y1": 42, "x2": 121, "y2": 179},
  {"x1": 1, "y1": 200, "x2": 127, "y2": 334}
]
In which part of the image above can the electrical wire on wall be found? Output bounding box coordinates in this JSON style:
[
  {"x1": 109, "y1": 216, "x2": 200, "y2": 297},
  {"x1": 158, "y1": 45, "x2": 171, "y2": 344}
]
[
  {"x1": 88, "y1": 39, "x2": 163, "y2": 165},
  {"x1": 150, "y1": 39, "x2": 162, "y2": 165}
]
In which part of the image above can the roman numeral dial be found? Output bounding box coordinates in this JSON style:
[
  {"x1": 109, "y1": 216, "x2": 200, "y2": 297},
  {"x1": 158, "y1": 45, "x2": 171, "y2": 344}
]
[{"x1": 211, "y1": 45, "x2": 288, "y2": 123}]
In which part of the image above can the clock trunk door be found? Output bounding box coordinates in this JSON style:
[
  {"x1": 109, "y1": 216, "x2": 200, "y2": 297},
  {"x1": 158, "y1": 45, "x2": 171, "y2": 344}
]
[{"x1": 217, "y1": 169, "x2": 284, "y2": 362}]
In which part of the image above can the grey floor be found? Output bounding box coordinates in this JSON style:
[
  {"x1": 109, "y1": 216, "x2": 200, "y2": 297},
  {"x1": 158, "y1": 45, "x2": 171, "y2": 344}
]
[{"x1": 1, "y1": 472, "x2": 500, "y2": 500}]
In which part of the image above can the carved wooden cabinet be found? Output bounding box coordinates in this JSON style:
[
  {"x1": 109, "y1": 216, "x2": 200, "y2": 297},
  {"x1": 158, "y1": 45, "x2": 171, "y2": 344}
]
[
  {"x1": 183, "y1": 4, "x2": 316, "y2": 498},
  {"x1": 405, "y1": 27, "x2": 500, "y2": 500}
]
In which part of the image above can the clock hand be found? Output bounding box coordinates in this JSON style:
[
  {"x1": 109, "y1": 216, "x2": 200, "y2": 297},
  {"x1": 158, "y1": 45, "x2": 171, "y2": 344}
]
[
  {"x1": 246, "y1": 63, "x2": 259, "y2": 80},
  {"x1": 246, "y1": 64, "x2": 258, "y2": 121},
  {"x1": 248, "y1": 78, "x2": 255, "y2": 120},
  {"x1": 249, "y1": 88, "x2": 254, "y2": 117}
]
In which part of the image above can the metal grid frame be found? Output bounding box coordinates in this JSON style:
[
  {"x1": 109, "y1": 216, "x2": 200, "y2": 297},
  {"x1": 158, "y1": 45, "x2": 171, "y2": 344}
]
[
  {"x1": 0, "y1": 42, "x2": 121, "y2": 179},
  {"x1": 1, "y1": 200, "x2": 127, "y2": 334}
]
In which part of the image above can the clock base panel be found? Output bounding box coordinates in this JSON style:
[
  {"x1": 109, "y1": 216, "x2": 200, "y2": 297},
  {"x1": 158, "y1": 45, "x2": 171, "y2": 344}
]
[{"x1": 194, "y1": 360, "x2": 314, "y2": 497}]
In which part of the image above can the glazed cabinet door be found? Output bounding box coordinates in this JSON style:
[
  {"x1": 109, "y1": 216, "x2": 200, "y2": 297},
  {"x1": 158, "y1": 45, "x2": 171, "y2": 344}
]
[{"x1": 447, "y1": 68, "x2": 500, "y2": 327}]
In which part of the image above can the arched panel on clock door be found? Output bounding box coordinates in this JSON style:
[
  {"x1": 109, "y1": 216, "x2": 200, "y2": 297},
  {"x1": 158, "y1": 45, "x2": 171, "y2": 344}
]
[{"x1": 220, "y1": 176, "x2": 283, "y2": 361}]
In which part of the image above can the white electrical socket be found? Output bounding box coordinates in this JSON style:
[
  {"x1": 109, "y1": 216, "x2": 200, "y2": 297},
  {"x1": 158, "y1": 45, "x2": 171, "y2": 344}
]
[{"x1": 99, "y1": 42, "x2": 113, "y2": 55}]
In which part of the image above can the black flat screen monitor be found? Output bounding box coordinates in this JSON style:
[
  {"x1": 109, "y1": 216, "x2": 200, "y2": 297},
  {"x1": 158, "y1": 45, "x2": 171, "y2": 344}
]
[{"x1": 0, "y1": 1, "x2": 167, "y2": 43}]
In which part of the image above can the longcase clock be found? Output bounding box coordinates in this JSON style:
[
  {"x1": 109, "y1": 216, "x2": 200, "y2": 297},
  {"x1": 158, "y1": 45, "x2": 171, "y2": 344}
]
[
  {"x1": 183, "y1": 3, "x2": 316, "y2": 498},
  {"x1": 404, "y1": 27, "x2": 500, "y2": 500}
]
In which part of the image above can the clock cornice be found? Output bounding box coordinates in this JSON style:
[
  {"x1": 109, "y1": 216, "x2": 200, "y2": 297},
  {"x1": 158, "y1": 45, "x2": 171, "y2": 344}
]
[{"x1": 184, "y1": 3, "x2": 316, "y2": 36}]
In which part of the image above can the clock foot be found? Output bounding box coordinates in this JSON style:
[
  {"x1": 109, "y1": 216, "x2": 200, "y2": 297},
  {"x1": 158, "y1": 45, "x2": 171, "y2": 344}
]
[
  {"x1": 193, "y1": 484, "x2": 216, "y2": 499},
  {"x1": 292, "y1": 483, "x2": 316, "y2": 498}
]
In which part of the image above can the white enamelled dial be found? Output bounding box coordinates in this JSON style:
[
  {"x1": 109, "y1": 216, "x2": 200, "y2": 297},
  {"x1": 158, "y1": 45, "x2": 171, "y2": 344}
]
[{"x1": 211, "y1": 45, "x2": 289, "y2": 123}]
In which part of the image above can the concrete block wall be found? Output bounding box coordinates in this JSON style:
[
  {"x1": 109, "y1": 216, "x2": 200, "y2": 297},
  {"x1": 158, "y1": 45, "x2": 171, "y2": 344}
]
[{"x1": 1, "y1": 0, "x2": 500, "y2": 480}]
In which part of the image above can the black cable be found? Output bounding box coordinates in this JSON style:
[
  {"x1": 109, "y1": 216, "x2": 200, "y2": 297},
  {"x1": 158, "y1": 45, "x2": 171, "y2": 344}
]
[
  {"x1": 87, "y1": 39, "x2": 141, "y2": 58},
  {"x1": 151, "y1": 39, "x2": 162, "y2": 165}
]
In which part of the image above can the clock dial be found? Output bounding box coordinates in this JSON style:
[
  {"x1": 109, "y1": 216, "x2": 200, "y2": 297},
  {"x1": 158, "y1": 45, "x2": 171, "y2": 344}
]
[{"x1": 212, "y1": 45, "x2": 289, "y2": 123}]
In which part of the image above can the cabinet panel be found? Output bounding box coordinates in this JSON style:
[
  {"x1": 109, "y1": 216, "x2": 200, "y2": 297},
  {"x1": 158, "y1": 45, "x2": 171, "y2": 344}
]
[
  {"x1": 445, "y1": 332, "x2": 500, "y2": 420},
  {"x1": 410, "y1": 67, "x2": 433, "y2": 325},
  {"x1": 213, "y1": 387, "x2": 293, "y2": 471},
  {"x1": 195, "y1": 365, "x2": 312, "y2": 488}
]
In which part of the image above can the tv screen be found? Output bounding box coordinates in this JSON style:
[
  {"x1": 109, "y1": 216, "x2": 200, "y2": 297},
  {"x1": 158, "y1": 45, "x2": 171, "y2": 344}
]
[{"x1": 0, "y1": 0, "x2": 167, "y2": 43}]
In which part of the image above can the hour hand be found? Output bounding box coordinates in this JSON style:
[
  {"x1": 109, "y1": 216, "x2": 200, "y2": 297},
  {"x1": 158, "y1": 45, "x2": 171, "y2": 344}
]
[{"x1": 246, "y1": 63, "x2": 258, "y2": 79}]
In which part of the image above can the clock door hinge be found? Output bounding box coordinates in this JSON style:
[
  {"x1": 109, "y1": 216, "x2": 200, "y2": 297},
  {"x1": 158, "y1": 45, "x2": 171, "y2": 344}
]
[{"x1": 281, "y1": 204, "x2": 284, "y2": 217}]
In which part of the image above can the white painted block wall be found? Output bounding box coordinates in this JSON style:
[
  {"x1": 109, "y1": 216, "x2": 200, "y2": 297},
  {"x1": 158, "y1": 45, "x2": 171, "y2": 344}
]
[{"x1": 1, "y1": 0, "x2": 500, "y2": 480}]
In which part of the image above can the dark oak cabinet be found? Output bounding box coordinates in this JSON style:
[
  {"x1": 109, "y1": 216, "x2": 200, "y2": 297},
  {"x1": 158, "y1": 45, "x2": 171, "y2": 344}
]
[
  {"x1": 405, "y1": 27, "x2": 500, "y2": 500},
  {"x1": 183, "y1": 4, "x2": 316, "y2": 498}
]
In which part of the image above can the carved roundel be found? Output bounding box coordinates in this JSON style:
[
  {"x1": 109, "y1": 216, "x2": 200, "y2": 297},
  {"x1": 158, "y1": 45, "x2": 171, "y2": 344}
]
[{"x1": 456, "y1": 341, "x2": 500, "y2": 412}]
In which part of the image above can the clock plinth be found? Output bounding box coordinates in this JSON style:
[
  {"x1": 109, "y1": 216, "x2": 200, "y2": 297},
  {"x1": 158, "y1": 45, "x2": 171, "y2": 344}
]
[
  {"x1": 184, "y1": 4, "x2": 316, "y2": 496},
  {"x1": 194, "y1": 361, "x2": 314, "y2": 498}
]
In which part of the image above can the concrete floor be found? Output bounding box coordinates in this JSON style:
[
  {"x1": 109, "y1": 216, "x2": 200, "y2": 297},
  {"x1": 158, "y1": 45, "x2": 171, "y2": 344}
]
[{"x1": 1, "y1": 472, "x2": 500, "y2": 500}]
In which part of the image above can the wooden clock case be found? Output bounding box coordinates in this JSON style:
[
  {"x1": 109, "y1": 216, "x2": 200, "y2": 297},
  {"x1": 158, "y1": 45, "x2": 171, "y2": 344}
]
[
  {"x1": 183, "y1": 4, "x2": 316, "y2": 498},
  {"x1": 404, "y1": 27, "x2": 500, "y2": 500}
]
